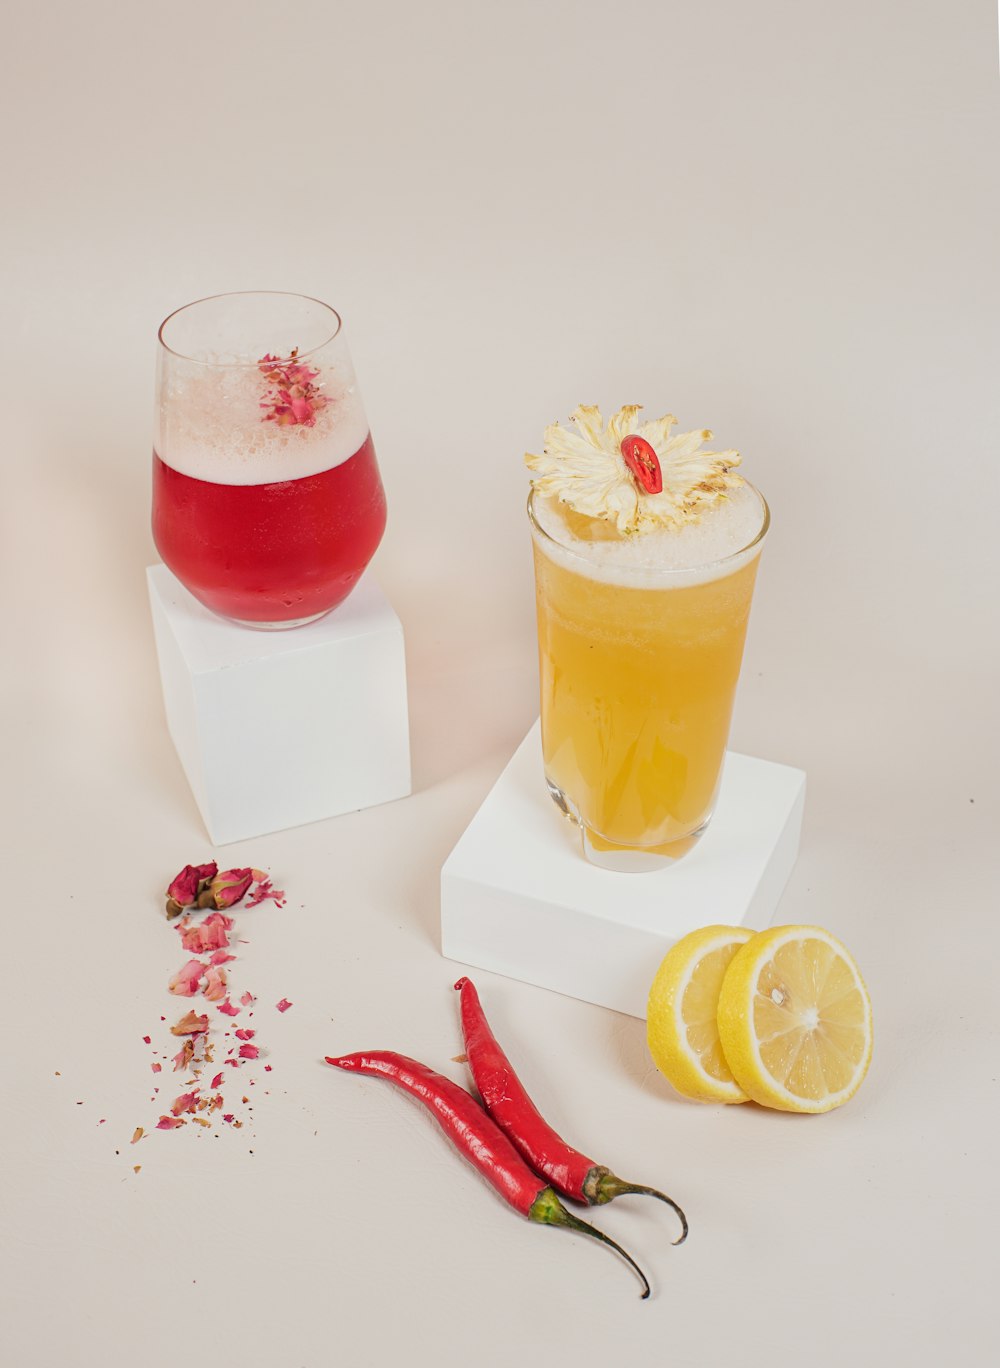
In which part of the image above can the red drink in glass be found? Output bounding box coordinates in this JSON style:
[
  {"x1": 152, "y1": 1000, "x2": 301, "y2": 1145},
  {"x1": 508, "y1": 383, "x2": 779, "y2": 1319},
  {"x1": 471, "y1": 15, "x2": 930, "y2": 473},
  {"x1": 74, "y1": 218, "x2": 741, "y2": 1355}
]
[
  {"x1": 153, "y1": 292, "x2": 386, "y2": 628},
  {"x1": 152, "y1": 434, "x2": 386, "y2": 623}
]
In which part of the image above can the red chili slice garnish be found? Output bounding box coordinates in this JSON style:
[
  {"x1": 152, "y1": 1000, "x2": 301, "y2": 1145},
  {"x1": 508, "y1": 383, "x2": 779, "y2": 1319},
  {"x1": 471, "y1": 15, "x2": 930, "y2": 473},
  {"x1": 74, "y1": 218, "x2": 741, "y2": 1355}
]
[{"x1": 620, "y1": 435, "x2": 663, "y2": 495}]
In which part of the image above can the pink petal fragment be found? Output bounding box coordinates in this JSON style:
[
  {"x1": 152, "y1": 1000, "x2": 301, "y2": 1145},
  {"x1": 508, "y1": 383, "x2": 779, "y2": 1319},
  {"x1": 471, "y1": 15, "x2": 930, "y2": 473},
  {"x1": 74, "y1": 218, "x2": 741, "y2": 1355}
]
[
  {"x1": 210, "y1": 1072, "x2": 224, "y2": 1089},
  {"x1": 170, "y1": 1010, "x2": 209, "y2": 1036},
  {"x1": 217, "y1": 998, "x2": 240, "y2": 1017},
  {"x1": 234, "y1": 1028, "x2": 255, "y2": 1041},
  {"x1": 151, "y1": 1063, "x2": 162, "y2": 1074},
  {"x1": 156, "y1": 1115, "x2": 186, "y2": 1130},
  {"x1": 209, "y1": 950, "x2": 236, "y2": 966},
  {"x1": 178, "y1": 910, "x2": 235, "y2": 954},
  {"x1": 276, "y1": 998, "x2": 293, "y2": 1013},
  {"x1": 171, "y1": 1091, "x2": 200, "y2": 1116},
  {"x1": 240, "y1": 991, "x2": 255, "y2": 1007},
  {"x1": 202, "y1": 966, "x2": 228, "y2": 1002},
  {"x1": 238, "y1": 1044, "x2": 260, "y2": 1060},
  {"x1": 246, "y1": 879, "x2": 286, "y2": 909},
  {"x1": 168, "y1": 959, "x2": 206, "y2": 997}
]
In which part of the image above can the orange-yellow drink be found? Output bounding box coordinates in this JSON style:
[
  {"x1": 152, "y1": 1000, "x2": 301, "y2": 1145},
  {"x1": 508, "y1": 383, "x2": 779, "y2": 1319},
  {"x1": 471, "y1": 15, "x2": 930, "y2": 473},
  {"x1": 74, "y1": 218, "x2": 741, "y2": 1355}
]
[{"x1": 529, "y1": 482, "x2": 768, "y2": 870}]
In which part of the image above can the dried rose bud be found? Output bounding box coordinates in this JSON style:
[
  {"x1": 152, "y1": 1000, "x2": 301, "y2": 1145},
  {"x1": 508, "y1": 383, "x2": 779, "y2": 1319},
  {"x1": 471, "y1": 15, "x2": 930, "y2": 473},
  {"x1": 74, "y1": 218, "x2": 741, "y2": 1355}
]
[
  {"x1": 165, "y1": 862, "x2": 218, "y2": 918},
  {"x1": 207, "y1": 868, "x2": 254, "y2": 910}
]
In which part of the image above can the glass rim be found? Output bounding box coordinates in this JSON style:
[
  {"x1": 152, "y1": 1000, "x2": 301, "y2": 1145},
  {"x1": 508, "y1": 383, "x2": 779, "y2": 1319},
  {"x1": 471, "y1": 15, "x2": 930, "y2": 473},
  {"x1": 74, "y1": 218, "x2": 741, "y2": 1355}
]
[
  {"x1": 527, "y1": 481, "x2": 770, "y2": 578},
  {"x1": 157, "y1": 290, "x2": 343, "y2": 368}
]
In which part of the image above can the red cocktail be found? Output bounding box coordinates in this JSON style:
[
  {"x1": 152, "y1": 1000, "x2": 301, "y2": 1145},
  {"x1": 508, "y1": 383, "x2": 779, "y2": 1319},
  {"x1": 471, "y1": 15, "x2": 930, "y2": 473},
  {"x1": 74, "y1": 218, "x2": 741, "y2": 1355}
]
[{"x1": 153, "y1": 293, "x2": 386, "y2": 628}]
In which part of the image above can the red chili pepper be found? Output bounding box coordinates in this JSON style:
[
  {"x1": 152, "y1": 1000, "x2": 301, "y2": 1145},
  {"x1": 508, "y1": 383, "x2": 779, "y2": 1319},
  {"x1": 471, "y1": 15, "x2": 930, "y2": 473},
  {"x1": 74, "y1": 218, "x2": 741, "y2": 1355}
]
[
  {"x1": 325, "y1": 1050, "x2": 650, "y2": 1298},
  {"x1": 620, "y1": 434, "x2": 663, "y2": 494},
  {"x1": 455, "y1": 978, "x2": 687, "y2": 1244}
]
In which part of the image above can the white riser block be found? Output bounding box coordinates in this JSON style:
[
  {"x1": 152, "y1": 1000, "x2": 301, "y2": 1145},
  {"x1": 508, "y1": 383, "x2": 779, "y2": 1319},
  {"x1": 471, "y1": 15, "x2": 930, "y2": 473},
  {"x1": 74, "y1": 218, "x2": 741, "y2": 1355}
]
[
  {"x1": 147, "y1": 565, "x2": 411, "y2": 845},
  {"x1": 441, "y1": 722, "x2": 805, "y2": 1018}
]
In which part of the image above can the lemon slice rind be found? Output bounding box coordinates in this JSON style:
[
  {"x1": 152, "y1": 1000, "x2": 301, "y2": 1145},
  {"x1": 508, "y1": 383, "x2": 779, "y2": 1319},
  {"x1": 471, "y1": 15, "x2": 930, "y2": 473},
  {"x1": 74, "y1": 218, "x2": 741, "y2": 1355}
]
[{"x1": 647, "y1": 925, "x2": 755, "y2": 1104}]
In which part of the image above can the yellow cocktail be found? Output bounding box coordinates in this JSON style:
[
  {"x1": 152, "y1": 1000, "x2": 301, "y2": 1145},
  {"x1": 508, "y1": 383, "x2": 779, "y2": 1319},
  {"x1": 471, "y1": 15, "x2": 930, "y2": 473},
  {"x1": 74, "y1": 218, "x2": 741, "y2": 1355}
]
[{"x1": 529, "y1": 483, "x2": 768, "y2": 870}]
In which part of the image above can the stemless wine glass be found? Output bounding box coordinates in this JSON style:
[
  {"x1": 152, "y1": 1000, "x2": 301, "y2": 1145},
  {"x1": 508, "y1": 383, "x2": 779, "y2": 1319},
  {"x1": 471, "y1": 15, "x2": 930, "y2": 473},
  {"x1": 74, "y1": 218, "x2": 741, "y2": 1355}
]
[{"x1": 153, "y1": 292, "x2": 386, "y2": 629}]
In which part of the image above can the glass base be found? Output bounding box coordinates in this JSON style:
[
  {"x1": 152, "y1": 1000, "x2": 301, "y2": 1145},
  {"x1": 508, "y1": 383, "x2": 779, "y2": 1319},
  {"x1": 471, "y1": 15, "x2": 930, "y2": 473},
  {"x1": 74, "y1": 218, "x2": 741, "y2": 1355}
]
[
  {"x1": 546, "y1": 777, "x2": 709, "y2": 873},
  {"x1": 218, "y1": 609, "x2": 333, "y2": 631}
]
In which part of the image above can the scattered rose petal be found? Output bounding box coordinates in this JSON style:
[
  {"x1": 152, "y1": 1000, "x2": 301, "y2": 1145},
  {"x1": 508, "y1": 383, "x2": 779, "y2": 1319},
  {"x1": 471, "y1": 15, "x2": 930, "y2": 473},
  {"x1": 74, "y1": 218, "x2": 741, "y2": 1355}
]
[
  {"x1": 238, "y1": 1044, "x2": 260, "y2": 1060},
  {"x1": 151, "y1": 1063, "x2": 162, "y2": 1074},
  {"x1": 234, "y1": 1028, "x2": 255, "y2": 1041},
  {"x1": 276, "y1": 998, "x2": 293, "y2": 1013},
  {"x1": 240, "y1": 992, "x2": 254, "y2": 1007},
  {"x1": 264, "y1": 1064, "x2": 272, "y2": 1072},
  {"x1": 171, "y1": 1010, "x2": 209, "y2": 1036},
  {"x1": 192, "y1": 1116, "x2": 211, "y2": 1128},
  {"x1": 133, "y1": 1165, "x2": 141, "y2": 1174},
  {"x1": 156, "y1": 1115, "x2": 186, "y2": 1130},
  {"x1": 202, "y1": 966, "x2": 228, "y2": 1002},
  {"x1": 222, "y1": 1114, "x2": 234, "y2": 1124},
  {"x1": 247, "y1": 880, "x2": 286, "y2": 909},
  {"x1": 217, "y1": 998, "x2": 240, "y2": 1017},
  {"x1": 209, "y1": 950, "x2": 236, "y2": 966},
  {"x1": 210, "y1": 1072, "x2": 224, "y2": 1089},
  {"x1": 142, "y1": 1035, "x2": 151, "y2": 1044},
  {"x1": 171, "y1": 1091, "x2": 200, "y2": 1116},
  {"x1": 178, "y1": 910, "x2": 234, "y2": 954},
  {"x1": 172, "y1": 1040, "x2": 195, "y2": 1071},
  {"x1": 168, "y1": 958, "x2": 206, "y2": 997},
  {"x1": 131, "y1": 1127, "x2": 144, "y2": 1144}
]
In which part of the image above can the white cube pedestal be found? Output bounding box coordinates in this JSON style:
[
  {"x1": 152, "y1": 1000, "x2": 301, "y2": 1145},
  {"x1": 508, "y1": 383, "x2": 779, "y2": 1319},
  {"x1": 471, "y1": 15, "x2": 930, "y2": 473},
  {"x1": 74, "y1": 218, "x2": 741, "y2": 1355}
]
[
  {"x1": 441, "y1": 723, "x2": 805, "y2": 1019},
  {"x1": 147, "y1": 565, "x2": 411, "y2": 845}
]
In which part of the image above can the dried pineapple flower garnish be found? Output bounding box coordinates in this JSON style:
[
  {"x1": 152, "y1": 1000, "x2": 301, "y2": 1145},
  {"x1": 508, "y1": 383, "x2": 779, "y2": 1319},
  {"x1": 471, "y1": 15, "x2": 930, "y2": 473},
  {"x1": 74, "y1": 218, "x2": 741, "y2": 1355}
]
[{"x1": 525, "y1": 404, "x2": 743, "y2": 534}]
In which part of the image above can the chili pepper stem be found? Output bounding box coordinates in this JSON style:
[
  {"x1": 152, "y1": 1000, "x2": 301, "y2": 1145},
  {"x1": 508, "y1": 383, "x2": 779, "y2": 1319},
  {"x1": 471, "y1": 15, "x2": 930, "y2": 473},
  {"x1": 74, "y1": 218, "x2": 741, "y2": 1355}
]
[
  {"x1": 529, "y1": 1187, "x2": 650, "y2": 1300},
  {"x1": 585, "y1": 1171, "x2": 689, "y2": 1247},
  {"x1": 584, "y1": 1168, "x2": 688, "y2": 1245}
]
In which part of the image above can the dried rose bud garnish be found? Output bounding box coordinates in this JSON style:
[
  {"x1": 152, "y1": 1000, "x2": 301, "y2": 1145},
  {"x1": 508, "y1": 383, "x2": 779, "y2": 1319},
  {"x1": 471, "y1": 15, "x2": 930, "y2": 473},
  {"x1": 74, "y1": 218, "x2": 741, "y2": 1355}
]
[
  {"x1": 259, "y1": 349, "x2": 331, "y2": 428},
  {"x1": 207, "y1": 869, "x2": 254, "y2": 910},
  {"x1": 619, "y1": 435, "x2": 663, "y2": 495},
  {"x1": 165, "y1": 862, "x2": 218, "y2": 918}
]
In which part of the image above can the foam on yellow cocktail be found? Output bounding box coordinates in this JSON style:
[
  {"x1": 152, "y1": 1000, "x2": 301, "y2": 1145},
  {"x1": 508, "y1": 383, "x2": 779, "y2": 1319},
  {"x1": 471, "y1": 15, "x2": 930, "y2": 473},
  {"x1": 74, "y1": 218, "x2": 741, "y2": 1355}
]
[{"x1": 526, "y1": 405, "x2": 767, "y2": 868}]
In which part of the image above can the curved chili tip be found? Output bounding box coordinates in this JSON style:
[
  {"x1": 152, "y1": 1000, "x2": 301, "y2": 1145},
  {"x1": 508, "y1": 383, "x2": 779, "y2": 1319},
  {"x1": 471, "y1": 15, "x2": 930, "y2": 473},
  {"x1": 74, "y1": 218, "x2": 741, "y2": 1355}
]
[
  {"x1": 592, "y1": 1172, "x2": 688, "y2": 1245},
  {"x1": 453, "y1": 977, "x2": 469, "y2": 991},
  {"x1": 530, "y1": 1187, "x2": 650, "y2": 1299}
]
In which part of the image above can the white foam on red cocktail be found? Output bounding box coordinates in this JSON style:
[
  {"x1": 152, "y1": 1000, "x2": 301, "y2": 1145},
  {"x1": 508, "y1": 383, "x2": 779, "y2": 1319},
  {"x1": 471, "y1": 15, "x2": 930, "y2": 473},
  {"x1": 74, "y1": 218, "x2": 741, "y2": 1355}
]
[
  {"x1": 531, "y1": 482, "x2": 767, "y2": 589},
  {"x1": 154, "y1": 360, "x2": 370, "y2": 485}
]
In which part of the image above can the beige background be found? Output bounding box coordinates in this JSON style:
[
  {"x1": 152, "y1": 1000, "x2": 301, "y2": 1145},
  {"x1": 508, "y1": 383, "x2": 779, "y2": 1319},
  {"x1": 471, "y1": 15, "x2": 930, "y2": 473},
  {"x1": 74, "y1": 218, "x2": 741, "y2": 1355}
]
[{"x1": 3, "y1": 2, "x2": 998, "y2": 1364}]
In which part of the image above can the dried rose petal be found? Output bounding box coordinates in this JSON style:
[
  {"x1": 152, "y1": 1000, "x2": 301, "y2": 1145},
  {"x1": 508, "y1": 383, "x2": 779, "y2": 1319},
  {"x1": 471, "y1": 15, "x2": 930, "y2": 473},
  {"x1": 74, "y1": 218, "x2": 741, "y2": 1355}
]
[
  {"x1": 178, "y1": 910, "x2": 234, "y2": 954},
  {"x1": 275, "y1": 998, "x2": 293, "y2": 1013},
  {"x1": 217, "y1": 998, "x2": 240, "y2": 1017},
  {"x1": 131, "y1": 1127, "x2": 144, "y2": 1144},
  {"x1": 210, "y1": 1072, "x2": 224, "y2": 1089},
  {"x1": 240, "y1": 991, "x2": 254, "y2": 1007},
  {"x1": 208, "y1": 869, "x2": 254, "y2": 910},
  {"x1": 172, "y1": 1040, "x2": 194, "y2": 1072},
  {"x1": 208, "y1": 950, "x2": 236, "y2": 966},
  {"x1": 168, "y1": 958, "x2": 206, "y2": 997},
  {"x1": 234, "y1": 1028, "x2": 255, "y2": 1042},
  {"x1": 151, "y1": 1063, "x2": 162, "y2": 1074},
  {"x1": 170, "y1": 1010, "x2": 209, "y2": 1037},
  {"x1": 202, "y1": 966, "x2": 228, "y2": 1002},
  {"x1": 238, "y1": 1044, "x2": 260, "y2": 1061},
  {"x1": 247, "y1": 880, "x2": 286, "y2": 909},
  {"x1": 170, "y1": 1091, "x2": 200, "y2": 1116},
  {"x1": 156, "y1": 1115, "x2": 186, "y2": 1130},
  {"x1": 166, "y1": 862, "x2": 218, "y2": 917}
]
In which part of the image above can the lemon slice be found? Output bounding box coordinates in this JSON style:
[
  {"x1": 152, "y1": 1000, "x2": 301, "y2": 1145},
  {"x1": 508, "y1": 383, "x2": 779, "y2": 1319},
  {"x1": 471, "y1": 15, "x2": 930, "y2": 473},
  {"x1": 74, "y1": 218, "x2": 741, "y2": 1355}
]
[
  {"x1": 716, "y1": 925, "x2": 873, "y2": 1113},
  {"x1": 646, "y1": 925, "x2": 755, "y2": 1103}
]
